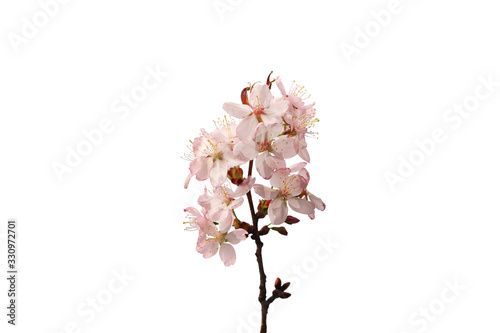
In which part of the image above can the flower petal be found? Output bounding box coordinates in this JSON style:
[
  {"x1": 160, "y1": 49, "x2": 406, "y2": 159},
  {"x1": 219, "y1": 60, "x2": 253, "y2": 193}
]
[
  {"x1": 184, "y1": 207, "x2": 201, "y2": 218},
  {"x1": 289, "y1": 162, "x2": 308, "y2": 173},
  {"x1": 209, "y1": 159, "x2": 227, "y2": 187},
  {"x1": 236, "y1": 115, "x2": 259, "y2": 143},
  {"x1": 289, "y1": 95, "x2": 305, "y2": 109},
  {"x1": 253, "y1": 184, "x2": 278, "y2": 200},
  {"x1": 270, "y1": 168, "x2": 291, "y2": 188},
  {"x1": 298, "y1": 143, "x2": 310, "y2": 162},
  {"x1": 255, "y1": 152, "x2": 275, "y2": 180},
  {"x1": 226, "y1": 229, "x2": 248, "y2": 245},
  {"x1": 227, "y1": 197, "x2": 244, "y2": 210},
  {"x1": 309, "y1": 192, "x2": 326, "y2": 211},
  {"x1": 222, "y1": 102, "x2": 252, "y2": 119},
  {"x1": 232, "y1": 177, "x2": 256, "y2": 197},
  {"x1": 197, "y1": 188, "x2": 212, "y2": 210},
  {"x1": 272, "y1": 136, "x2": 298, "y2": 159},
  {"x1": 219, "y1": 243, "x2": 237, "y2": 266},
  {"x1": 276, "y1": 76, "x2": 287, "y2": 96},
  {"x1": 265, "y1": 100, "x2": 289, "y2": 117},
  {"x1": 233, "y1": 140, "x2": 258, "y2": 161},
  {"x1": 198, "y1": 238, "x2": 219, "y2": 258},
  {"x1": 195, "y1": 157, "x2": 213, "y2": 181},
  {"x1": 268, "y1": 198, "x2": 288, "y2": 225},
  {"x1": 184, "y1": 173, "x2": 194, "y2": 189},
  {"x1": 288, "y1": 197, "x2": 315, "y2": 215},
  {"x1": 249, "y1": 84, "x2": 272, "y2": 108},
  {"x1": 219, "y1": 213, "x2": 233, "y2": 233}
]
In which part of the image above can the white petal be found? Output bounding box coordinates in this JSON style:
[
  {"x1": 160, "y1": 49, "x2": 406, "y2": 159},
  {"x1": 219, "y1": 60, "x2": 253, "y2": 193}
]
[
  {"x1": 249, "y1": 84, "x2": 272, "y2": 108},
  {"x1": 219, "y1": 243, "x2": 237, "y2": 266},
  {"x1": 265, "y1": 100, "x2": 289, "y2": 117},
  {"x1": 184, "y1": 207, "x2": 201, "y2": 218},
  {"x1": 272, "y1": 136, "x2": 298, "y2": 159},
  {"x1": 253, "y1": 184, "x2": 278, "y2": 200},
  {"x1": 255, "y1": 152, "x2": 275, "y2": 180},
  {"x1": 309, "y1": 192, "x2": 326, "y2": 211},
  {"x1": 276, "y1": 76, "x2": 287, "y2": 96},
  {"x1": 236, "y1": 115, "x2": 259, "y2": 143},
  {"x1": 270, "y1": 168, "x2": 291, "y2": 188},
  {"x1": 268, "y1": 199, "x2": 288, "y2": 225},
  {"x1": 217, "y1": 210, "x2": 233, "y2": 233},
  {"x1": 195, "y1": 157, "x2": 213, "y2": 181},
  {"x1": 232, "y1": 177, "x2": 256, "y2": 197},
  {"x1": 209, "y1": 159, "x2": 227, "y2": 187},
  {"x1": 289, "y1": 162, "x2": 307, "y2": 173},
  {"x1": 233, "y1": 140, "x2": 258, "y2": 161},
  {"x1": 226, "y1": 229, "x2": 248, "y2": 245},
  {"x1": 227, "y1": 197, "x2": 244, "y2": 210},
  {"x1": 222, "y1": 102, "x2": 252, "y2": 118},
  {"x1": 198, "y1": 239, "x2": 219, "y2": 258},
  {"x1": 298, "y1": 144, "x2": 310, "y2": 162},
  {"x1": 184, "y1": 173, "x2": 193, "y2": 189},
  {"x1": 288, "y1": 197, "x2": 315, "y2": 215}
]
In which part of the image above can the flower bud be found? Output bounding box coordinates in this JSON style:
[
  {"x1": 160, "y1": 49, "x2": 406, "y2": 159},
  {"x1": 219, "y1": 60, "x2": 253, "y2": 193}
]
[
  {"x1": 241, "y1": 87, "x2": 250, "y2": 106},
  {"x1": 256, "y1": 200, "x2": 272, "y2": 218},
  {"x1": 259, "y1": 225, "x2": 270, "y2": 236},
  {"x1": 227, "y1": 167, "x2": 244, "y2": 185},
  {"x1": 271, "y1": 226, "x2": 288, "y2": 236},
  {"x1": 280, "y1": 292, "x2": 291, "y2": 299},
  {"x1": 275, "y1": 277, "x2": 282, "y2": 289},
  {"x1": 284, "y1": 216, "x2": 300, "y2": 225},
  {"x1": 235, "y1": 221, "x2": 254, "y2": 234}
]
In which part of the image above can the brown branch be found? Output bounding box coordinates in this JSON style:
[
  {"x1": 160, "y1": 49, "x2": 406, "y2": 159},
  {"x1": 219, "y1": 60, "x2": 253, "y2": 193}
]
[
  {"x1": 246, "y1": 160, "x2": 269, "y2": 333},
  {"x1": 246, "y1": 159, "x2": 291, "y2": 332}
]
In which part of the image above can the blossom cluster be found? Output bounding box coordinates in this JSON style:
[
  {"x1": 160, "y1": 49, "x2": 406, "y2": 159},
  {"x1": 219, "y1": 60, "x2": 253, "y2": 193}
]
[{"x1": 183, "y1": 73, "x2": 325, "y2": 266}]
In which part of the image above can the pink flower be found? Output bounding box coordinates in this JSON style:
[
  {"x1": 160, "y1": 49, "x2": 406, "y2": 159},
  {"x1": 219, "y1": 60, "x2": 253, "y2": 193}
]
[
  {"x1": 184, "y1": 128, "x2": 243, "y2": 188},
  {"x1": 197, "y1": 221, "x2": 248, "y2": 266},
  {"x1": 291, "y1": 165, "x2": 326, "y2": 219},
  {"x1": 185, "y1": 206, "x2": 248, "y2": 266},
  {"x1": 253, "y1": 167, "x2": 315, "y2": 225},
  {"x1": 275, "y1": 76, "x2": 308, "y2": 110},
  {"x1": 223, "y1": 84, "x2": 289, "y2": 143},
  {"x1": 197, "y1": 177, "x2": 256, "y2": 232},
  {"x1": 275, "y1": 77, "x2": 319, "y2": 163},
  {"x1": 183, "y1": 207, "x2": 208, "y2": 232},
  {"x1": 233, "y1": 123, "x2": 298, "y2": 179},
  {"x1": 210, "y1": 116, "x2": 240, "y2": 148}
]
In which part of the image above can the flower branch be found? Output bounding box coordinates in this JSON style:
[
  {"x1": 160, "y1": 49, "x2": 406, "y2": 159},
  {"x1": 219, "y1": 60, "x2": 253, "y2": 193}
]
[{"x1": 182, "y1": 72, "x2": 325, "y2": 332}]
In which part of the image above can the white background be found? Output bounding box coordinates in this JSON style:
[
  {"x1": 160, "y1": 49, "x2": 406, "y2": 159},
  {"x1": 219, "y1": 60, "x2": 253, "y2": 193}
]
[{"x1": 1, "y1": 0, "x2": 499, "y2": 332}]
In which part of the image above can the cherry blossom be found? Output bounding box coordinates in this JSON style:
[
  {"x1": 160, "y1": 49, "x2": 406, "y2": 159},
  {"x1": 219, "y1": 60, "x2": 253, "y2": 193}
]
[
  {"x1": 233, "y1": 123, "x2": 296, "y2": 179},
  {"x1": 197, "y1": 219, "x2": 248, "y2": 266},
  {"x1": 182, "y1": 72, "x2": 326, "y2": 333},
  {"x1": 197, "y1": 177, "x2": 255, "y2": 232},
  {"x1": 184, "y1": 127, "x2": 243, "y2": 188},
  {"x1": 223, "y1": 84, "x2": 289, "y2": 143},
  {"x1": 253, "y1": 168, "x2": 316, "y2": 225}
]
